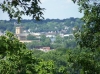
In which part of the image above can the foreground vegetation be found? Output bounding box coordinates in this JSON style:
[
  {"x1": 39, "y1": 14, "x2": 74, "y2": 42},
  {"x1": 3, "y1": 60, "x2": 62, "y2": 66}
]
[{"x1": 0, "y1": 31, "x2": 99, "y2": 74}]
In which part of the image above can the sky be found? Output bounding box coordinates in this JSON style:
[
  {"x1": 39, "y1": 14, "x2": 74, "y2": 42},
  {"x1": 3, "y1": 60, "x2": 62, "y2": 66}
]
[{"x1": 0, "y1": 0, "x2": 83, "y2": 20}]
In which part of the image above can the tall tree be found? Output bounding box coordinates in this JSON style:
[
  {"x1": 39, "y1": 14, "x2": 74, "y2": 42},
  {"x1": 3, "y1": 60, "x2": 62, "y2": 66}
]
[
  {"x1": 69, "y1": 0, "x2": 100, "y2": 73},
  {"x1": 73, "y1": 0, "x2": 100, "y2": 49}
]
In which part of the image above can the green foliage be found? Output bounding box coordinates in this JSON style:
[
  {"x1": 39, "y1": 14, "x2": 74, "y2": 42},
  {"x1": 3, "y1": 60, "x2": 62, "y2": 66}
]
[
  {"x1": 27, "y1": 34, "x2": 37, "y2": 40},
  {"x1": 55, "y1": 35, "x2": 62, "y2": 43},
  {"x1": 0, "y1": 32, "x2": 57, "y2": 74},
  {"x1": 26, "y1": 34, "x2": 76, "y2": 49},
  {"x1": 71, "y1": 0, "x2": 100, "y2": 73},
  {"x1": 0, "y1": 18, "x2": 83, "y2": 33},
  {"x1": 0, "y1": 0, "x2": 44, "y2": 22},
  {"x1": 73, "y1": 0, "x2": 100, "y2": 49},
  {"x1": 32, "y1": 48, "x2": 70, "y2": 74},
  {"x1": 0, "y1": 21, "x2": 14, "y2": 32},
  {"x1": 68, "y1": 48, "x2": 100, "y2": 74},
  {"x1": 26, "y1": 41, "x2": 42, "y2": 49},
  {"x1": 40, "y1": 35, "x2": 46, "y2": 42},
  {"x1": 0, "y1": 31, "x2": 26, "y2": 55},
  {"x1": 0, "y1": 49, "x2": 56, "y2": 74}
]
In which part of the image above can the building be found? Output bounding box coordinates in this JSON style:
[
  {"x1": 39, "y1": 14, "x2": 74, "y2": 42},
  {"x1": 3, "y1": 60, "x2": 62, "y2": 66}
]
[
  {"x1": 15, "y1": 26, "x2": 32, "y2": 43},
  {"x1": 38, "y1": 47, "x2": 51, "y2": 52},
  {"x1": 16, "y1": 27, "x2": 23, "y2": 35},
  {"x1": 15, "y1": 26, "x2": 41, "y2": 43}
]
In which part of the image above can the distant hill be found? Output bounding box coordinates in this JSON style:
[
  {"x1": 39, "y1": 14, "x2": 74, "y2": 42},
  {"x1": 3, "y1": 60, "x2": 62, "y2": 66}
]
[{"x1": 0, "y1": 17, "x2": 83, "y2": 34}]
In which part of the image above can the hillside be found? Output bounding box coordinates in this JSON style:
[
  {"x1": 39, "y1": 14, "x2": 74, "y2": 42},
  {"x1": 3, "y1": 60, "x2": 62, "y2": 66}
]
[{"x1": 0, "y1": 17, "x2": 83, "y2": 34}]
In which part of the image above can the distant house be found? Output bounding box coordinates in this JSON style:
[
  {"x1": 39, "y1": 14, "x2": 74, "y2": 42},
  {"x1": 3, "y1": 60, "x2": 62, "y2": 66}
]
[
  {"x1": 42, "y1": 47, "x2": 50, "y2": 51},
  {"x1": 39, "y1": 47, "x2": 50, "y2": 52},
  {"x1": 45, "y1": 32, "x2": 56, "y2": 38},
  {"x1": 30, "y1": 33, "x2": 41, "y2": 38}
]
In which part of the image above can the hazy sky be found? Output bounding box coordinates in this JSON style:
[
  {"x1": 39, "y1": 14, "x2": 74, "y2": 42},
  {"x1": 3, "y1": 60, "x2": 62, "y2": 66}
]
[{"x1": 0, "y1": 0, "x2": 83, "y2": 20}]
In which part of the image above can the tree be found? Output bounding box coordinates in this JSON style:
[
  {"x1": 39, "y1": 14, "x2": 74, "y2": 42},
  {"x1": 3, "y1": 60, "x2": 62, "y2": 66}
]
[
  {"x1": 26, "y1": 41, "x2": 42, "y2": 49},
  {"x1": 32, "y1": 48, "x2": 70, "y2": 74},
  {"x1": 0, "y1": 31, "x2": 56, "y2": 74},
  {"x1": 55, "y1": 35, "x2": 62, "y2": 43},
  {"x1": 43, "y1": 38, "x2": 51, "y2": 46},
  {"x1": 69, "y1": 0, "x2": 100, "y2": 73},
  {"x1": 40, "y1": 34, "x2": 46, "y2": 42},
  {"x1": 27, "y1": 34, "x2": 37, "y2": 40},
  {"x1": 0, "y1": 0, "x2": 44, "y2": 22},
  {"x1": 0, "y1": 31, "x2": 26, "y2": 55},
  {"x1": 73, "y1": 0, "x2": 100, "y2": 49}
]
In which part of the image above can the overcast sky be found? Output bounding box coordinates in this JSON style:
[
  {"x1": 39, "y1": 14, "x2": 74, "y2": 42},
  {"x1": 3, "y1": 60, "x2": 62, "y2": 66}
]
[{"x1": 0, "y1": 0, "x2": 83, "y2": 20}]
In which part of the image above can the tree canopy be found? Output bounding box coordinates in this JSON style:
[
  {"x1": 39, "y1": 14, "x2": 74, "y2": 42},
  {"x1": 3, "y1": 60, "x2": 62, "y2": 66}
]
[
  {"x1": 71, "y1": 0, "x2": 100, "y2": 73},
  {"x1": 73, "y1": 0, "x2": 100, "y2": 49}
]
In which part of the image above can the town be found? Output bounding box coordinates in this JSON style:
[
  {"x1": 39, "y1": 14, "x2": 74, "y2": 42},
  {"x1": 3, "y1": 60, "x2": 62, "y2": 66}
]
[{"x1": 0, "y1": 18, "x2": 81, "y2": 51}]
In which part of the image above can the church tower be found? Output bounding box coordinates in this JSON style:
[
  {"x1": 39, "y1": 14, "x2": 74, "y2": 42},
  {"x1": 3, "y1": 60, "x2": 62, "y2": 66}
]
[{"x1": 16, "y1": 27, "x2": 22, "y2": 35}]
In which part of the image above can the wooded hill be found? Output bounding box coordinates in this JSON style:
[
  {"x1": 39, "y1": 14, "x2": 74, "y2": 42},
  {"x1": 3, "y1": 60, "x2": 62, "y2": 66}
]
[{"x1": 0, "y1": 17, "x2": 83, "y2": 34}]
